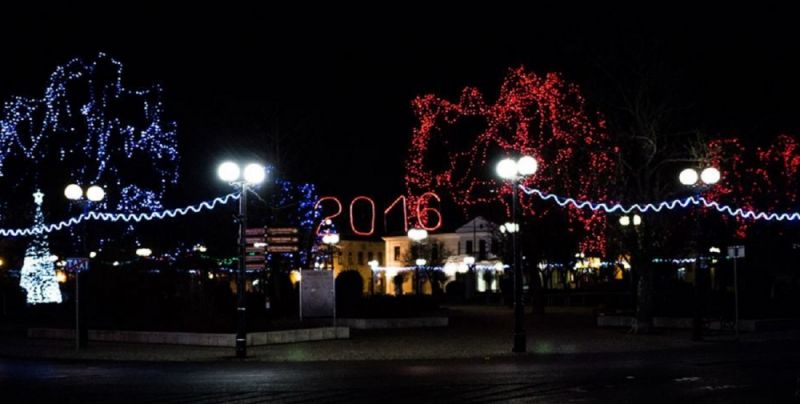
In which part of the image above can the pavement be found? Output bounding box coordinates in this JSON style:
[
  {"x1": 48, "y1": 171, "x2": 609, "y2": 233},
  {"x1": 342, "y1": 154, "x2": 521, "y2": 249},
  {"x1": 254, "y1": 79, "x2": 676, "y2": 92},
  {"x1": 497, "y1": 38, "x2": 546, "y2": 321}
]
[{"x1": 1, "y1": 305, "x2": 798, "y2": 363}]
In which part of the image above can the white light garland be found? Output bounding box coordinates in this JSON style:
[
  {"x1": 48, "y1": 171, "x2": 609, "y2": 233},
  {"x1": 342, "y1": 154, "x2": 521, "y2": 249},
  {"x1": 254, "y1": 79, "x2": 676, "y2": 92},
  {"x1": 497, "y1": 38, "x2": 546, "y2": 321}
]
[{"x1": 0, "y1": 193, "x2": 239, "y2": 237}]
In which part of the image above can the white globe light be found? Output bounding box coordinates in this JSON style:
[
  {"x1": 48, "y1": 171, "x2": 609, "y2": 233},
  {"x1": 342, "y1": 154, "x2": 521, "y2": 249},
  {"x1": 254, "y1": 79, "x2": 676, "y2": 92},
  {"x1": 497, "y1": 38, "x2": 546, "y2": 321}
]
[
  {"x1": 632, "y1": 214, "x2": 642, "y2": 226},
  {"x1": 415, "y1": 258, "x2": 427, "y2": 266},
  {"x1": 619, "y1": 215, "x2": 630, "y2": 226},
  {"x1": 463, "y1": 256, "x2": 475, "y2": 265},
  {"x1": 322, "y1": 233, "x2": 339, "y2": 245},
  {"x1": 496, "y1": 158, "x2": 518, "y2": 180},
  {"x1": 243, "y1": 163, "x2": 266, "y2": 184},
  {"x1": 86, "y1": 185, "x2": 105, "y2": 202},
  {"x1": 679, "y1": 168, "x2": 699, "y2": 186},
  {"x1": 217, "y1": 162, "x2": 240, "y2": 182},
  {"x1": 64, "y1": 184, "x2": 83, "y2": 200},
  {"x1": 517, "y1": 155, "x2": 538, "y2": 176},
  {"x1": 700, "y1": 167, "x2": 721, "y2": 185},
  {"x1": 407, "y1": 228, "x2": 428, "y2": 241}
]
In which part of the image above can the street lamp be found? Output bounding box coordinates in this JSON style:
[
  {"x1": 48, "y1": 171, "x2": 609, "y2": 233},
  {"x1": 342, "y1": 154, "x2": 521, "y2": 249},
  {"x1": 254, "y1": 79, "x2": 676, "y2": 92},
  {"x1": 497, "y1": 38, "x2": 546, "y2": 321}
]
[
  {"x1": 496, "y1": 155, "x2": 537, "y2": 353},
  {"x1": 322, "y1": 231, "x2": 340, "y2": 271},
  {"x1": 64, "y1": 183, "x2": 105, "y2": 350},
  {"x1": 368, "y1": 259, "x2": 379, "y2": 295},
  {"x1": 135, "y1": 248, "x2": 152, "y2": 257},
  {"x1": 619, "y1": 214, "x2": 642, "y2": 227},
  {"x1": 217, "y1": 161, "x2": 267, "y2": 358},
  {"x1": 679, "y1": 165, "x2": 720, "y2": 341},
  {"x1": 407, "y1": 227, "x2": 428, "y2": 295}
]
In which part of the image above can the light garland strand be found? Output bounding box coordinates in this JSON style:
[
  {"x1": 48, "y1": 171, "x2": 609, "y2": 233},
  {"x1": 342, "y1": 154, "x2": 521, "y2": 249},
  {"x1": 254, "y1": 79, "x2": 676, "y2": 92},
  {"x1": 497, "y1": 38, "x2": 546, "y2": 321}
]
[
  {"x1": 0, "y1": 193, "x2": 239, "y2": 237},
  {"x1": 520, "y1": 185, "x2": 800, "y2": 222}
]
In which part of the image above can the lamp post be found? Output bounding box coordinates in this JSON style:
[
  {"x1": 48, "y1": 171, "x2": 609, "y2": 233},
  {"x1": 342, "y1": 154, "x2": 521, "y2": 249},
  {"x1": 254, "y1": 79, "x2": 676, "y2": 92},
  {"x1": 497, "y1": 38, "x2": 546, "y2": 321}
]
[
  {"x1": 619, "y1": 214, "x2": 642, "y2": 304},
  {"x1": 408, "y1": 227, "x2": 428, "y2": 295},
  {"x1": 463, "y1": 255, "x2": 476, "y2": 298},
  {"x1": 679, "y1": 166, "x2": 720, "y2": 341},
  {"x1": 496, "y1": 155, "x2": 537, "y2": 353},
  {"x1": 218, "y1": 161, "x2": 266, "y2": 358},
  {"x1": 368, "y1": 259, "x2": 379, "y2": 295},
  {"x1": 64, "y1": 183, "x2": 105, "y2": 350},
  {"x1": 322, "y1": 232, "x2": 340, "y2": 271}
]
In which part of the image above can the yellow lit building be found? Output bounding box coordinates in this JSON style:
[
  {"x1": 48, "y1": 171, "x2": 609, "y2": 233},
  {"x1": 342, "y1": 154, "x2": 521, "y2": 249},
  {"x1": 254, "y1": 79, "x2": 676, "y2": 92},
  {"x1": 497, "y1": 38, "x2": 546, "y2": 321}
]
[{"x1": 330, "y1": 238, "x2": 385, "y2": 294}]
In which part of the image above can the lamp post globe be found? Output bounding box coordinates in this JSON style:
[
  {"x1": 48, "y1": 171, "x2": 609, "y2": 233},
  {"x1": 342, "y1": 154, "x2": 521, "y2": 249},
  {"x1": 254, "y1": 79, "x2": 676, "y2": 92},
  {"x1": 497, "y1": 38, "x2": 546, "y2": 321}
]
[
  {"x1": 86, "y1": 185, "x2": 105, "y2": 202},
  {"x1": 243, "y1": 163, "x2": 266, "y2": 184},
  {"x1": 700, "y1": 167, "x2": 720, "y2": 185},
  {"x1": 64, "y1": 184, "x2": 83, "y2": 200},
  {"x1": 517, "y1": 155, "x2": 538, "y2": 176},
  {"x1": 679, "y1": 168, "x2": 699, "y2": 186},
  {"x1": 217, "y1": 161, "x2": 240, "y2": 182},
  {"x1": 496, "y1": 158, "x2": 518, "y2": 180}
]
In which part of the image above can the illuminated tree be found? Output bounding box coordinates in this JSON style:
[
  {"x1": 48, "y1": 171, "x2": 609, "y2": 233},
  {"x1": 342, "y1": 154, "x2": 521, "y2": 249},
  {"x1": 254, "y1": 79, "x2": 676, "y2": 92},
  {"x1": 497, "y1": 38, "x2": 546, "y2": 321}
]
[
  {"x1": 18, "y1": 191, "x2": 62, "y2": 304},
  {"x1": 405, "y1": 67, "x2": 615, "y2": 254},
  {"x1": 0, "y1": 52, "x2": 179, "y2": 220}
]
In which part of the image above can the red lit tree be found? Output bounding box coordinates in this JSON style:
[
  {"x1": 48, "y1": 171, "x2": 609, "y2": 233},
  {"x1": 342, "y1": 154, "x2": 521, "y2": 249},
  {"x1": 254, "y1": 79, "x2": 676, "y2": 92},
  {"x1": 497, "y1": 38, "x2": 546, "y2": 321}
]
[{"x1": 405, "y1": 67, "x2": 615, "y2": 254}]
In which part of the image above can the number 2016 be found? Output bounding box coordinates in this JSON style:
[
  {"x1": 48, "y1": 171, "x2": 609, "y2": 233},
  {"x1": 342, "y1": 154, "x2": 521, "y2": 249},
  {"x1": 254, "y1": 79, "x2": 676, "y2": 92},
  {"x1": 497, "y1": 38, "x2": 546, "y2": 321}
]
[{"x1": 314, "y1": 192, "x2": 443, "y2": 236}]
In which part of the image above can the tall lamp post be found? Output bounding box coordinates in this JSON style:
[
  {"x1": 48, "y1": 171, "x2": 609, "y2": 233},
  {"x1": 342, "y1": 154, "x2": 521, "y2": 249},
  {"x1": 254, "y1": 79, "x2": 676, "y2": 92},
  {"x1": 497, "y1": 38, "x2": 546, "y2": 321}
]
[
  {"x1": 679, "y1": 166, "x2": 720, "y2": 341},
  {"x1": 496, "y1": 155, "x2": 537, "y2": 353},
  {"x1": 218, "y1": 161, "x2": 267, "y2": 358},
  {"x1": 322, "y1": 232, "x2": 340, "y2": 271},
  {"x1": 368, "y1": 259, "x2": 379, "y2": 295},
  {"x1": 64, "y1": 183, "x2": 105, "y2": 350},
  {"x1": 619, "y1": 214, "x2": 642, "y2": 302},
  {"x1": 408, "y1": 228, "x2": 428, "y2": 295}
]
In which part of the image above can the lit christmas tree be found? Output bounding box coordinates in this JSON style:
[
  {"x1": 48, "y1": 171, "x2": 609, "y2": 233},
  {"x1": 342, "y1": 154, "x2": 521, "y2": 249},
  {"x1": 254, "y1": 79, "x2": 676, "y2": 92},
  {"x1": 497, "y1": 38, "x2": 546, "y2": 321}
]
[{"x1": 19, "y1": 190, "x2": 62, "y2": 304}]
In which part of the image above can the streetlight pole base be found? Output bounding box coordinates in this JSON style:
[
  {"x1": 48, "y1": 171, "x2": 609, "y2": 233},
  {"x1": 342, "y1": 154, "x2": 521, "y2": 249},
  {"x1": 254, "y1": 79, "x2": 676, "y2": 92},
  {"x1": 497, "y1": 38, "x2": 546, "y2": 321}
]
[
  {"x1": 512, "y1": 332, "x2": 526, "y2": 353},
  {"x1": 235, "y1": 339, "x2": 247, "y2": 358}
]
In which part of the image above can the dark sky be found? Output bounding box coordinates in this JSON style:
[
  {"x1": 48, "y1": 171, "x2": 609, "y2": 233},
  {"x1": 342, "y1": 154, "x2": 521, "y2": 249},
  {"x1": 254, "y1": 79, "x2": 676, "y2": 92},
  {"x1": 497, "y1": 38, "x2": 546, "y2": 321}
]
[{"x1": 2, "y1": 5, "x2": 800, "y2": 234}]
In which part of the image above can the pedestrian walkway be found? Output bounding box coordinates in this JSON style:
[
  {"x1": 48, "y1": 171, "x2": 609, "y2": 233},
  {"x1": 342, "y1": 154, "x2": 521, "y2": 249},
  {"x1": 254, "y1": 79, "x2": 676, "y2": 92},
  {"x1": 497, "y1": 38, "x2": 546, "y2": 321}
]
[{"x1": 1, "y1": 305, "x2": 797, "y2": 363}]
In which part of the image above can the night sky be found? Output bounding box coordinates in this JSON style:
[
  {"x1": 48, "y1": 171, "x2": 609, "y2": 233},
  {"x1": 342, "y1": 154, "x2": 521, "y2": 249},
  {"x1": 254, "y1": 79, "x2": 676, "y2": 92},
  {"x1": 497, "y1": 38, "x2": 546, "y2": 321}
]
[{"x1": 2, "y1": 5, "x2": 800, "y2": 241}]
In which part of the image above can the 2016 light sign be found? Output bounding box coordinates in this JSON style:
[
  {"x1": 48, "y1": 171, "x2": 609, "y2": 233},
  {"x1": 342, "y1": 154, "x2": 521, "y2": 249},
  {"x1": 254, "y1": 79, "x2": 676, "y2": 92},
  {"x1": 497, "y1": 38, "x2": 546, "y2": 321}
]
[{"x1": 314, "y1": 192, "x2": 443, "y2": 236}]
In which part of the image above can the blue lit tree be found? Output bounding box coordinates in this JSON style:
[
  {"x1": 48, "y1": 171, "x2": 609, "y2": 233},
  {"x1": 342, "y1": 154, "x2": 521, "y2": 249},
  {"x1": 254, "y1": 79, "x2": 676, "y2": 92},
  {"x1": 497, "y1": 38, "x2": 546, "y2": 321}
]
[
  {"x1": 267, "y1": 179, "x2": 320, "y2": 269},
  {"x1": 0, "y1": 52, "x2": 179, "y2": 222}
]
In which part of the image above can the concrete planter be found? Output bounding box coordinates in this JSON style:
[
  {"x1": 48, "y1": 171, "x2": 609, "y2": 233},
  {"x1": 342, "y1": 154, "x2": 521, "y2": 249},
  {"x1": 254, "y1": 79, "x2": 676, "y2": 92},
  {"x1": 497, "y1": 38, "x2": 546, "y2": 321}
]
[
  {"x1": 597, "y1": 315, "x2": 800, "y2": 332},
  {"x1": 28, "y1": 326, "x2": 349, "y2": 347},
  {"x1": 337, "y1": 317, "x2": 448, "y2": 329}
]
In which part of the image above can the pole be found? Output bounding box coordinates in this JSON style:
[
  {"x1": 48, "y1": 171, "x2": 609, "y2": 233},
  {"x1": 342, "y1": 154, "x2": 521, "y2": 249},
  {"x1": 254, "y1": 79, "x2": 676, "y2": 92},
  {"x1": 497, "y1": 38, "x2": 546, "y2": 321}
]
[
  {"x1": 236, "y1": 183, "x2": 248, "y2": 358},
  {"x1": 734, "y1": 256, "x2": 739, "y2": 339},
  {"x1": 77, "y1": 201, "x2": 89, "y2": 350},
  {"x1": 512, "y1": 178, "x2": 526, "y2": 353},
  {"x1": 75, "y1": 266, "x2": 80, "y2": 351}
]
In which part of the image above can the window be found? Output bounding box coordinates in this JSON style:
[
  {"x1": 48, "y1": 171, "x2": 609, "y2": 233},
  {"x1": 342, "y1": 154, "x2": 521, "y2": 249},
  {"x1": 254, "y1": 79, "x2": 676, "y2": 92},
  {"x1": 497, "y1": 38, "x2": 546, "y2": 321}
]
[
  {"x1": 457, "y1": 241, "x2": 461, "y2": 255},
  {"x1": 358, "y1": 251, "x2": 364, "y2": 265},
  {"x1": 479, "y1": 240, "x2": 487, "y2": 260},
  {"x1": 466, "y1": 240, "x2": 473, "y2": 254},
  {"x1": 394, "y1": 246, "x2": 400, "y2": 261},
  {"x1": 348, "y1": 252, "x2": 353, "y2": 264},
  {"x1": 378, "y1": 252, "x2": 384, "y2": 265},
  {"x1": 491, "y1": 239, "x2": 499, "y2": 255},
  {"x1": 368, "y1": 251, "x2": 374, "y2": 262}
]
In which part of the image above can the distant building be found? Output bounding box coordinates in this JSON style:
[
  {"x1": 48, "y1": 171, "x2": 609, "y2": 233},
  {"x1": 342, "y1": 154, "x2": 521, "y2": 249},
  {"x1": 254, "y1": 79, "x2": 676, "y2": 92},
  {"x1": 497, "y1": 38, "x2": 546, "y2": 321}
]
[
  {"x1": 379, "y1": 217, "x2": 505, "y2": 295},
  {"x1": 326, "y1": 238, "x2": 384, "y2": 294}
]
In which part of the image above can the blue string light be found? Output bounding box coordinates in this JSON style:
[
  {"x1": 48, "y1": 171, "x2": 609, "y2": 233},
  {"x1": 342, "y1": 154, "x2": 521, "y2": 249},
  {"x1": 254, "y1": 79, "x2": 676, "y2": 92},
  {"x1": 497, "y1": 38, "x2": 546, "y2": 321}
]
[
  {"x1": 0, "y1": 52, "x2": 179, "y2": 215},
  {"x1": 519, "y1": 185, "x2": 800, "y2": 222},
  {"x1": 0, "y1": 193, "x2": 239, "y2": 237}
]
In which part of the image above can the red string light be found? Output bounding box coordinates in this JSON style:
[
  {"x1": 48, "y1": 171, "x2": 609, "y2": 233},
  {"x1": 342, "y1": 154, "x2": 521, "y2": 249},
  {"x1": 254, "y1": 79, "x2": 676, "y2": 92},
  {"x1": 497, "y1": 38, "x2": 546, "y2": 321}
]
[
  {"x1": 405, "y1": 67, "x2": 614, "y2": 254},
  {"x1": 314, "y1": 196, "x2": 342, "y2": 235},
  {"x1": 350, "y1": 196, "x2": 376, "y2": 236}
]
